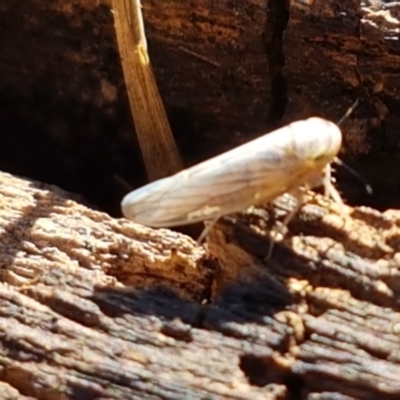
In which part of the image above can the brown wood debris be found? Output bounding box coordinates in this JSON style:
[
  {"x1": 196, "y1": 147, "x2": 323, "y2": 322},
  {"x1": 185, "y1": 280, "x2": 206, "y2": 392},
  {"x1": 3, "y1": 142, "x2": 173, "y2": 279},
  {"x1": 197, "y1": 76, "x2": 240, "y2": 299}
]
[
  {"x1": 112, "y1": 0, "x2": 183, "y2": 181},
  {"x1": 0, "y1": 171, "x2": 400, "y2": 399}
]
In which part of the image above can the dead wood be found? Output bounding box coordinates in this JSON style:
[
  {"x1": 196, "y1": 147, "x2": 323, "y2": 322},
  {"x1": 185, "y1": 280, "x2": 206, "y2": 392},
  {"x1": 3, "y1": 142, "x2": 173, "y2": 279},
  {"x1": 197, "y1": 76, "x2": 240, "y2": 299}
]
[
  {"x1": 0, "y1": 0, "x2": 399, "y2": 214},
  {"x1": 1, "y1": 170, "x2": 400, "y2": 399},
  {"x1": 112, "y1": 0, "x2": 183, "y2": 181},
  {"x1": 0, "y1": 1, "x2": 400, "y2": 399}
]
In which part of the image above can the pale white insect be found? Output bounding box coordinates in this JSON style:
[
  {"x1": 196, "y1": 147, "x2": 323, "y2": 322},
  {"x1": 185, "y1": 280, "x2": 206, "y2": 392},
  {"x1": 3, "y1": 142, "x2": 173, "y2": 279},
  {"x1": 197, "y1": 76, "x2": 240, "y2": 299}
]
[{"x1": 121, "y1": 117, "x2": 343, "y2": 231}]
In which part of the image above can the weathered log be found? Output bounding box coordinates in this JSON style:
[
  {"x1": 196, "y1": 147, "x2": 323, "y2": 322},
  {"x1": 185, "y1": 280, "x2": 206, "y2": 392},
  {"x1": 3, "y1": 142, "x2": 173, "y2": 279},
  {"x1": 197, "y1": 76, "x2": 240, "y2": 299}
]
[
  {"x1": 1, "y1": 168, "x2": 400, "y2": 399},
  {"x1": 0, "y1": 0, "x2": 399, "y2": 214},
  {"x1": 0, "y1": 0, "x2": 400, "y2": 399}
]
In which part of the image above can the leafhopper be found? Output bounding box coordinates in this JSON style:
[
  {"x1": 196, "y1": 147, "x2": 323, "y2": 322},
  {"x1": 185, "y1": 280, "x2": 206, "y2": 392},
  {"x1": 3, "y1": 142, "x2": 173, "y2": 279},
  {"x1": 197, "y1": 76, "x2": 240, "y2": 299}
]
[{"x1": 121, "y1": 117, "x2": 342, "y2": 230}]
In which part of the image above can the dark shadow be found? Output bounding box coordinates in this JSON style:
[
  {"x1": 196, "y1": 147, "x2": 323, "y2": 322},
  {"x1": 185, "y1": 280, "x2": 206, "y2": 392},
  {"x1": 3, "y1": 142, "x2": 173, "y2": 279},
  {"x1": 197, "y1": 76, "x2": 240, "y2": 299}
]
[
  {"x1": 91, "y1": 275, "x2": 293, "y2": 331},
  {"x1": 219, "y1": 213, "x2": 400, "y2": 309}
]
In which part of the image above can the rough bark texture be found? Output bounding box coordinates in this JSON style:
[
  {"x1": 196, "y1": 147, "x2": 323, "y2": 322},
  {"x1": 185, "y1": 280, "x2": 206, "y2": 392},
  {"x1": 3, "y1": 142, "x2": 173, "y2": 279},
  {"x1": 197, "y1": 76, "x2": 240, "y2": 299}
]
[
  {"x1": 2, "y1": 170, "x2": 400, "y2": 399},
  {"x1": 0, "y1": 1, "x2": 400, "y2": 399},
  {"x1": 0, "y1": 0, "x2": 399, "y2": 214}
]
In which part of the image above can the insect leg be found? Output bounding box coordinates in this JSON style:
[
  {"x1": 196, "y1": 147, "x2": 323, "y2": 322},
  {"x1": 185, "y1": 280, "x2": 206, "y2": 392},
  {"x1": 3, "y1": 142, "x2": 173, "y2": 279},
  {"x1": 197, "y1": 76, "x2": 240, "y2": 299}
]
[
  {"x1": 266, "y1": 187, "x2": 304, "y2": 259},
  {"x1": 323, "y1": 164, "x2": 345, "y2": 212},
  {"x1": 197, "y1": 216, "x2": 221, "y2": 244}
]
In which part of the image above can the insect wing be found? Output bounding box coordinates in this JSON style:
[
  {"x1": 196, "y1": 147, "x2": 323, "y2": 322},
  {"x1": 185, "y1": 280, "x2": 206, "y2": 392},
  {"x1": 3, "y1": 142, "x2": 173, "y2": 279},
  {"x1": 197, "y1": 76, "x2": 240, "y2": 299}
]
[
  {"x1": 122, "y1": 118, "x2": 342, "y2": 227},
  {"x1": 122, "y1": 123, "x2": 311, "y2": 227}
]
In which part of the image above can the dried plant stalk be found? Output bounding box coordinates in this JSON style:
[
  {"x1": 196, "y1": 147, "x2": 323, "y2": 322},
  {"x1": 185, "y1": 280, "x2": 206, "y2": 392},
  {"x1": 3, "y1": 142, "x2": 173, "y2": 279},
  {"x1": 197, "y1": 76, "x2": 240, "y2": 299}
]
[{"x1": 112, "y1": 0, "x2": 183, "y2": 181}]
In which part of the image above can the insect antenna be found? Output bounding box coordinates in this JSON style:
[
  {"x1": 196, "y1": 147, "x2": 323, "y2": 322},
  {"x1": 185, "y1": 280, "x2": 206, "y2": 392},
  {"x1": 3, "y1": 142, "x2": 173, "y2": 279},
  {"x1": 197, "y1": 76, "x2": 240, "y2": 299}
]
[
  {"x1": 333, "y1": 98, "x2": 372, "y2": 195},
  {"x1": 336, "y1": 97, "x2": 360, "y2": 127},
  {"x1": 333, "y1": 158, "x2": 373, "y2": 195}
]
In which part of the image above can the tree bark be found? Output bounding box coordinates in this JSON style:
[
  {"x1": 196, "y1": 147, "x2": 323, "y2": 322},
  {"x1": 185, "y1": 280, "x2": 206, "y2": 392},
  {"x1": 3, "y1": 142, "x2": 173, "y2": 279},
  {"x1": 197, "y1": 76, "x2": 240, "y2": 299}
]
[
  {"x1": 1, "y1": 169, "x2": 400, "y2": 399},
  {"x1": 0, "y1": 1, "x2": 400, "y2": 399},
  {"x1": 1, "y1": 0, "x2": 399, "y2": 214}
]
